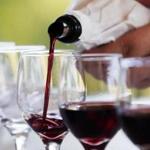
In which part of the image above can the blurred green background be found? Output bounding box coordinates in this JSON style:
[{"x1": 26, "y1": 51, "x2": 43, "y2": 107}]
[{"x1": 0, "y1": 0, "x2": 72, "y2": 48}]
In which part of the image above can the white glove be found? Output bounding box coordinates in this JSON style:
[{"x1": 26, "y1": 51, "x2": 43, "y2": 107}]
[{"x1": 67, "y1": 0, "x2": 150, "y2": 50}]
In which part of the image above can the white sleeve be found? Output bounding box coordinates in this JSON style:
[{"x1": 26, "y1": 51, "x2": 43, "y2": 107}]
[{"x1": 67, "y1": 0, "x2": 150, "y2": 50}]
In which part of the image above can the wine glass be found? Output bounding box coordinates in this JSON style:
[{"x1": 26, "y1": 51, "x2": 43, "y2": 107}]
[
  {"x1": 118, "y1": 57, "x2": 150, "y2": 150},
  {"x1": 58, "y1": 53, "x2": 121, "y2": 150},
  {"x1": 0, "y1": 42, "x2": 15, "y2": 127},
  {"x1": 17, "y1": 51, "x2": 70, "y2": 150},
  {"x1": 0, "y1": 45, "x2": 46, "y2": 150}
]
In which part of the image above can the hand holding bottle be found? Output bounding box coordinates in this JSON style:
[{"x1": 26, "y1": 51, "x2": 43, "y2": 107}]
[{"x1": 48, "y1": 0, "x2": 150, "y2": 50}]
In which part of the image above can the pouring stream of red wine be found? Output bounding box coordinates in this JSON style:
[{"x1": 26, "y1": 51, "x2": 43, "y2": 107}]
[{"x1": 43, "y1": 34, "x2": 56, "y2": 120}]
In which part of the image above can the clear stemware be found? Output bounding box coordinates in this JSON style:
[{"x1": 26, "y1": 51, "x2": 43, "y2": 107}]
[
  {"x1": 118, "y1": 57, "x2": 150, "y2": 150},
  {"x1": 17, "y1": 51, "x2": 71, "y2": 150},
  {"x1": 58, "y1": 53, "x2": 121, "y2": 150},
  {"x1": 0, "y1": 45, "x2": 46, "y2": 150}
]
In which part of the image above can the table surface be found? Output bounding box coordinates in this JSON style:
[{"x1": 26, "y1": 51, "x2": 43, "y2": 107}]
[{"x1": 0, "y1": 127, "x2": 139, "y2": 150}]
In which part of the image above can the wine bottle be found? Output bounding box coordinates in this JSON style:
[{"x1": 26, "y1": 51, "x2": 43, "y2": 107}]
[{"x1": 48, "y1": 14, "x2": 82, "y2": 43}]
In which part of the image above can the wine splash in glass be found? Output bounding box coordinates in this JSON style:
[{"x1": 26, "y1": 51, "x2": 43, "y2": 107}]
[{"x1": 17, "y1": 52, "x2": 69, "y2": 150}]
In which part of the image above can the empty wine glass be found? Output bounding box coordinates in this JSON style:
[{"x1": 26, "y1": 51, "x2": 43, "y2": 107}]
[
  {"x1": 58, "y1": 53, "x2": 121, "y2": 150},
  {"x1": 118, "y1": 57, "x2": 150, "y2": 150},
  {"x1": 0, "y1": 45, "x2": 46, "y2": 150},
  {"x1": 0, "y1": 42, "x2": 15, "y2": 127},
  {"x1": 17, "y1": 51, "x2": 70, "y2": 150}
]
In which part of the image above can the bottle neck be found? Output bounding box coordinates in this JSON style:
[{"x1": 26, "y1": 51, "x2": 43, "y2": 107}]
[{"x1": 48, "y1": 15, "x2": 82, "y2": 43}]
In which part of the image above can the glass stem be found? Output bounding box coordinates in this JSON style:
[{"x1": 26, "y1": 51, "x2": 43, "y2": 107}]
[
  {"x1": 14, "y1": 134, "x2": 28, "y2": 150},
  {"x1": 45, "y1": 143, "x2": 60, "y2": 150}
]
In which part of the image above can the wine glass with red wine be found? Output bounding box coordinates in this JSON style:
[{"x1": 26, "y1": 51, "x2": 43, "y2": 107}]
[
  {"x1": 58, "y1": 53, "x2": 121, "y2": 150},
  {"x1": 118, "y1": 57, "x2": 150, "y2": 150},
  {"x1": 17, "y1": 51, "x2": 69, "y2": 150}
]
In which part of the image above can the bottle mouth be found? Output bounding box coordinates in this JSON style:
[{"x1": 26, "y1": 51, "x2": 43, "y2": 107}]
[
  {"x1": 48, "y1": 14, "x2": 82, "y2": 43},
  {"x1": 48, "y1": 21, "x2": 64, "y2": 38}
]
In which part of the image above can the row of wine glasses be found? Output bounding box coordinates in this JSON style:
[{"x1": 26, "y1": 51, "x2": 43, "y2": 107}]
[
  {"x1": 0, "y1": 44, "x2": 46, "y2": 150},
  {"x1": 17, "y1": 50, "x2": 150, "y2": 150}
]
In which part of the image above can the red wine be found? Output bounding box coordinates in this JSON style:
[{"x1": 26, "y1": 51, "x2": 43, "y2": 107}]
[
  {"x1": 25, "y1": 114, "x2": 67, "y2": 144},
  {"x1": 43, "y1": 35, "x2": 56, "y2": 119},
  {"x1": 59, "y1": 102, "x2": 119, "y2": 148},
  {"x1": 119, "y1": 106, "x2": 150, "y2": 146}
]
